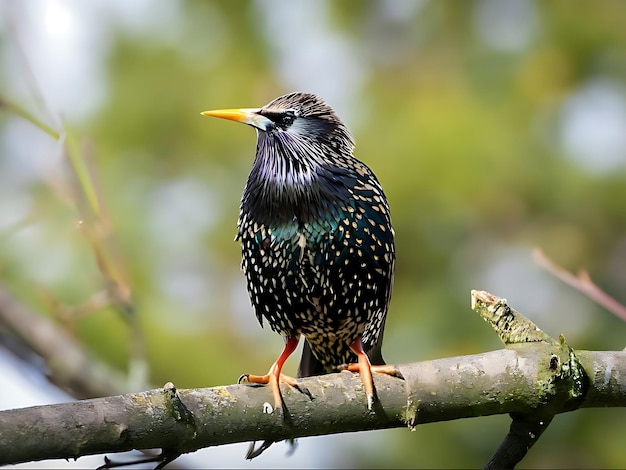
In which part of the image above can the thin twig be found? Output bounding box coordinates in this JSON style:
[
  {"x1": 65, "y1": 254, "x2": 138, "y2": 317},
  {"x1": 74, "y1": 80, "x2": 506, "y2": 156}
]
[{"x1": 533, "y1": 248, "x2": 626, "y2": 322}]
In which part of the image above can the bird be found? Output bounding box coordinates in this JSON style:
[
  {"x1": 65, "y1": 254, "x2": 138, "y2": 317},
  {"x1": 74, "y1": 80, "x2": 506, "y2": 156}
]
[{"x1": 201, "y1": 92, "x2": 398, "y2": 430}]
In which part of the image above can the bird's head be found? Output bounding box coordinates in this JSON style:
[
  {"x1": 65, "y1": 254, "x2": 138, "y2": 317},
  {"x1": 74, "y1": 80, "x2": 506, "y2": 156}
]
[
  {"x1": 202, "y1": 92, "x2": 359, "y2": 224},
  {"x1": 201, "y1": 92, "x2": 355, "y2": 158}
]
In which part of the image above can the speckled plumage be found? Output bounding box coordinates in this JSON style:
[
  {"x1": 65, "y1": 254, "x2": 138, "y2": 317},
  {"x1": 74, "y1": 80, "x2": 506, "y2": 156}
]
[{"x1": 234, "y1": 92, "x2": 395, "y2": 376}]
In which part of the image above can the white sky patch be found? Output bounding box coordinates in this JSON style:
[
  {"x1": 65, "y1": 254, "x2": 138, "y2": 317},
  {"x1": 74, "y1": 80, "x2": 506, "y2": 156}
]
[
  {"x1": 5, "y1": 0, "x2": 105, "y2": 120},
  {"x1": 559, "y1": 78, "x2": 626, "y2": 175},
  {"x1": 43, "y1": 0, "x2": 74, "y2": 36}
]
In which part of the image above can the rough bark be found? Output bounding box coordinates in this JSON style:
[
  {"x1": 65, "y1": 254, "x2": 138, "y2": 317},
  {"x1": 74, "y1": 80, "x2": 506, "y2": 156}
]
[
  {"x1": 0, "y1": 291, "x2": 624, "y2": 468},
  {"x1": 0, "y1": 347, "x2": 624, "y2": 466}
]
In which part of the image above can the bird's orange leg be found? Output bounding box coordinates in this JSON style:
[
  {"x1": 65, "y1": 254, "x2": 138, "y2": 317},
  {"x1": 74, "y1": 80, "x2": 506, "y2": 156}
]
[
  {"x1": 346, "y1": 337, "x2": 400, "y2": 410},
  {"x1": 239, "y1": 336, "x2": 299, "y2": 412}
]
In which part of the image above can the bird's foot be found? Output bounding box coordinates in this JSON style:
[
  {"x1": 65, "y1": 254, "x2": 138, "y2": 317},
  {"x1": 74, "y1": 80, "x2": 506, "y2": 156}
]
[
  {"x1": 237, "y1": 336, "x2": 301, "y2": 412},
  {"x1": 343, "y1": 363, "x2": 404, "y2": 378},
  {"x1": 342, "y1": 363, "x2": 404, "y2": 409},
  {"x1": 344, "y1": 338, "x2": 404, "y2": 410},
  {"x1": 239, "y1": 370, "x2": 308, "y2": 460},
  {"x1": 238, "y1": 371, "x2": 300, "y2": 413}
]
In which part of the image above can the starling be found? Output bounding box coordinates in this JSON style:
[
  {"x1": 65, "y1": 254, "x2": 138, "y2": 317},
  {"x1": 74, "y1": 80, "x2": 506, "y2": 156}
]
[{"x1": 202, "y1": 92, "x2": 397, "y2": 416}]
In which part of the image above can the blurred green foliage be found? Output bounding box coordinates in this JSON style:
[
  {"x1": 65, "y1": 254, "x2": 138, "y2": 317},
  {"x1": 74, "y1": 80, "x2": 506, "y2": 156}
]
[{"x1": 1, "y1": 0, "x2": 626, "y2": 468}]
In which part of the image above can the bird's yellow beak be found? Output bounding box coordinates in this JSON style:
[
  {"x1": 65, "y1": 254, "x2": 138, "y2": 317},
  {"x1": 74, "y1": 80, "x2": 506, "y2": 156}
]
[{"x1": 201, "y1": 107, "x2": 270, "y2": 130}]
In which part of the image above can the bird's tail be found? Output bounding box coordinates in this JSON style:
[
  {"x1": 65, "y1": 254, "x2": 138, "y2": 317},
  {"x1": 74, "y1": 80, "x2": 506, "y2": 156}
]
[
  {"x1": 297, "y1": 337, "x2": 386, "y2": 378},
  {"x1": 296, "y1": 340, "x2": 327, "y2": 378}
]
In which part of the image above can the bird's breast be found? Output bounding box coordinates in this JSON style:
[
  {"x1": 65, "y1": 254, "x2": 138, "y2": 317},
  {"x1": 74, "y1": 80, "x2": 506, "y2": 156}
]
[{"x1": 238, "y1": 197, "x2": 392, "y2": 323}]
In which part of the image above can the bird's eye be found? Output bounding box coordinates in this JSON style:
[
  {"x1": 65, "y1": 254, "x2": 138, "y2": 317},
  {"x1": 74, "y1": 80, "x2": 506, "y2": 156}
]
[
  {"x1": 276, "y1": 111, "x2": 296, "y2": 128},
  {"x1": 262, "y1": 110, "x2": 296, "y2": 129}
]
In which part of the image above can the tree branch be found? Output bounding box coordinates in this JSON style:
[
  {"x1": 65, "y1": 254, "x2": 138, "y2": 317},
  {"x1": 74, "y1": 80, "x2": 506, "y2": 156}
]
[
  {"x1": 533, "y1": 247, "x2": 626, "y2": 322},
  {"x1": 1, "y1": 291, "x2": 624, "y2": 468},
  {"x1": 0, "y1": 349, "x2": 624, "y2": 466}
]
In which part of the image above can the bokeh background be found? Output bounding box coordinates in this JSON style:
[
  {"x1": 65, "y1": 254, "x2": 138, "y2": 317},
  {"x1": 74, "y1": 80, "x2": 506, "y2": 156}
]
[{"x1": 1, "y1": 0, "x2": 626, "y2": 468}]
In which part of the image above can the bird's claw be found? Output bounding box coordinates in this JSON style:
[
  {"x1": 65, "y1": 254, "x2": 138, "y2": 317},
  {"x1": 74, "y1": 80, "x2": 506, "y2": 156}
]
[
  {"x1": 357, "y1": 364, "x2": 404, "y2": 411},
  {"x1": 391, "y1": 366, "x2": 405, "y2": 380},
  {"x1": 238, "y1": 371, "x2": 303, "y2": 412},
  {"x1": 98, "y1": 450, "x2": 180, "y2": 470},
  {"x1": 238, "y1": 373, "x2": 250, "y2": 384},
  {"x1": 291, "y1": 381, "x2": 313, "y2": 401},
  {"x1": 246, "y1": 439, "x2": 275, "y2": 460},
  {"x1": 246, "y1": 437, "x2": 298, "y2": 460},
  {"x1": 367, "y1": 393, "x2": 375, "y2": 411}
]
